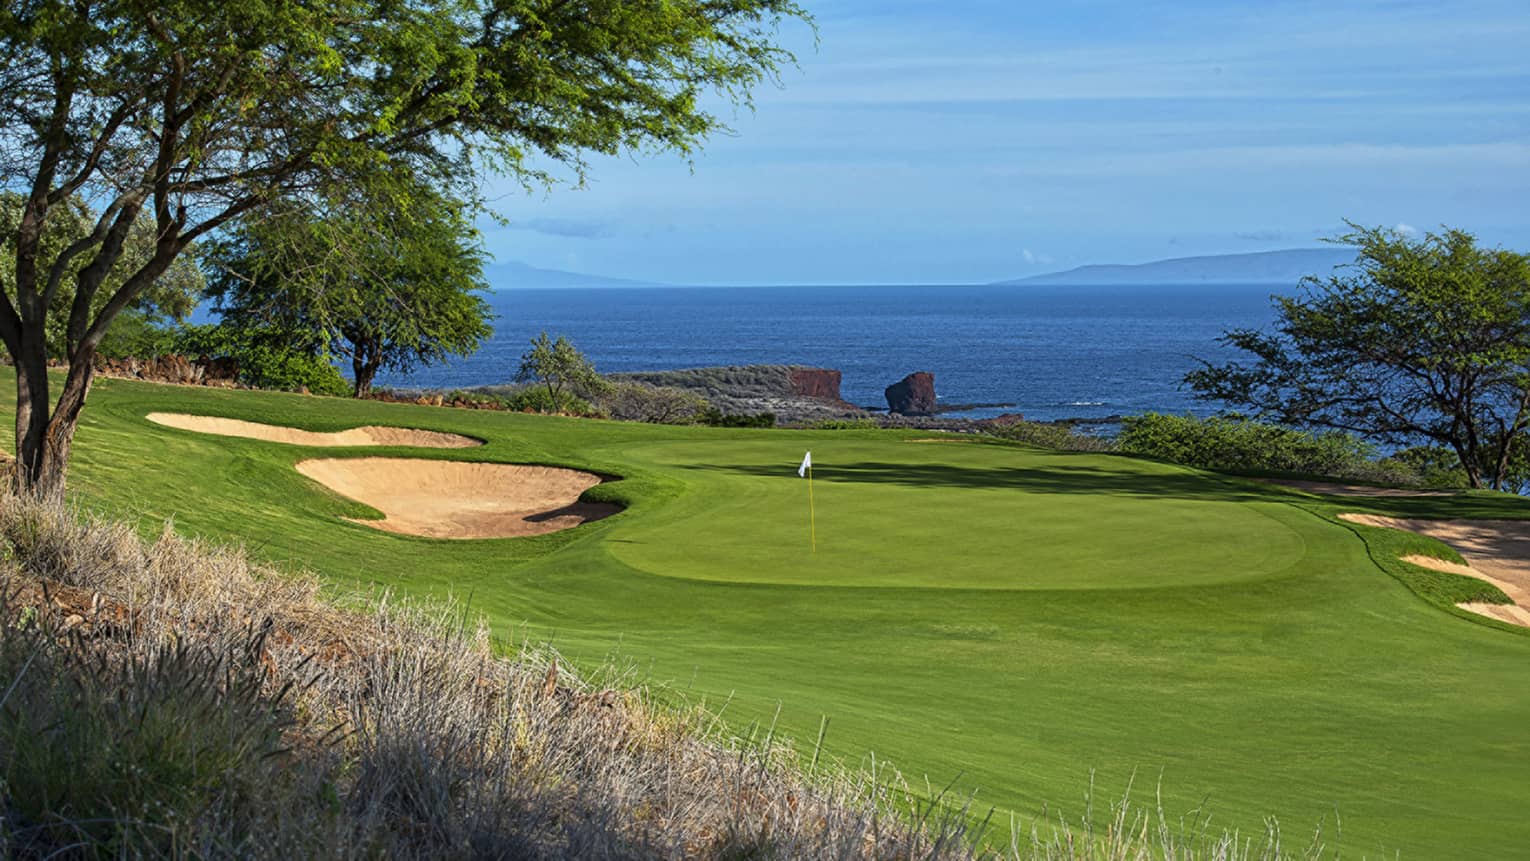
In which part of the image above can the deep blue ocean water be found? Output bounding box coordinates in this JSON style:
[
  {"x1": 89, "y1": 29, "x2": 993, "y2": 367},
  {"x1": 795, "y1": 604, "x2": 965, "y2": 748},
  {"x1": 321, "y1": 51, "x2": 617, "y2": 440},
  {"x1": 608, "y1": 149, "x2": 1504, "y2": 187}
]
[{"x1": 378, "y1": 284, "x2": 1287, "y2": 423}]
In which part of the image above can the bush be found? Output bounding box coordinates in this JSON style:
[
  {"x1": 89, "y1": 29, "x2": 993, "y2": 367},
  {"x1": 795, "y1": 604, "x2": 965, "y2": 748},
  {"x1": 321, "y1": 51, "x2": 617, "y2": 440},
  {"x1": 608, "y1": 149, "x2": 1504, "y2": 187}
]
[
  {"x1": 1384, "y1": 446, "x2": 1470, "y2": 489},
  {"x1": 597, "y1": 381, "x2": 709, "y2": 423},
  {"x1": 698, "y1": 407, "x2": 776, "y2": 428},
  {"x1": 1118, "y1": 413, "x2": 1384, "y2": 477},
  {"x1": 95, "y1": 310, "x2": 178, "y2": 359},
  {"x1": 503, "y1": 385, "x2": 597, "y2": 416},
  {"x1": 172, "y1": 323, "x2": 351, "y2": 396},
  {"x1": 808, "y1": 418, "x2": 881, "y2": 430},
  {"x1": 983, "y1": 419, "x2": 1116, "y2": 453}
]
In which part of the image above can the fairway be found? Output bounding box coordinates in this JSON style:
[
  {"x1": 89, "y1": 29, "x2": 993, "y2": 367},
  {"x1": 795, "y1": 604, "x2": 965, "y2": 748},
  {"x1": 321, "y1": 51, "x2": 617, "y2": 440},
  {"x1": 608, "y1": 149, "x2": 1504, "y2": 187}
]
[{"x1": 32, "y1": 375, "x2": 1530, "y2": 859}]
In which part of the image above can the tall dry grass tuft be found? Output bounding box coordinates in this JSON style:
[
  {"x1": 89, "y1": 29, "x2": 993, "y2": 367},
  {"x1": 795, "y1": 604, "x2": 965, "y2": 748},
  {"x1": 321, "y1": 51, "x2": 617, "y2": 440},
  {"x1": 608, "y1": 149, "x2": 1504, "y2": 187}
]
[{"x1": 0, "y1": 494, "x2": 1340, "y2": 859}]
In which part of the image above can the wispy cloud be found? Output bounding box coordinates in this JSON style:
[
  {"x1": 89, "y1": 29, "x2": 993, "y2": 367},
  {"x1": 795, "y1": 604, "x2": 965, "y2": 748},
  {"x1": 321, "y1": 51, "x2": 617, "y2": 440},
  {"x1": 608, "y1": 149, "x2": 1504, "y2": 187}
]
[
  {"x1": 505, "y1": 217, "x2": 616, "y2": 239},
  {"x1": 1234, "y1": 230, "x2": 1288, "y2": 242}
]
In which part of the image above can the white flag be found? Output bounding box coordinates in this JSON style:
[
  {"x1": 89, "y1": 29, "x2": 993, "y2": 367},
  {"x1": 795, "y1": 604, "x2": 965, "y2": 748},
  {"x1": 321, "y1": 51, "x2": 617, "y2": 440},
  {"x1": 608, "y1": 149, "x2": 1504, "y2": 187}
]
[{"x1": 798, "y1": 450, "x2": 812, "y2": 478}]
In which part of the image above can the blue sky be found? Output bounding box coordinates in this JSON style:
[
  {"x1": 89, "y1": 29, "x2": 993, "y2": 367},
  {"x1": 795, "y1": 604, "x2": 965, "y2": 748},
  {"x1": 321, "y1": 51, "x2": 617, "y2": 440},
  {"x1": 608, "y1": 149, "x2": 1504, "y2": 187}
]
[{"x1": 481, "y1": 0, "x2": 1530, "y2": 285}]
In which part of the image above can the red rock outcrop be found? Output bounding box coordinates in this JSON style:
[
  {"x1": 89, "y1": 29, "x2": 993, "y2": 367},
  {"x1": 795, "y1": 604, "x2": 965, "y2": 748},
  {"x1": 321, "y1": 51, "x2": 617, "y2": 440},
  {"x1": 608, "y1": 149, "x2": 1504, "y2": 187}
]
[
  {"x1": 885, "y1": 371, "x2": 937, "y2": 415},
  {"x1": 788, "y1": 367, "x2": 843, "y2": 400}
]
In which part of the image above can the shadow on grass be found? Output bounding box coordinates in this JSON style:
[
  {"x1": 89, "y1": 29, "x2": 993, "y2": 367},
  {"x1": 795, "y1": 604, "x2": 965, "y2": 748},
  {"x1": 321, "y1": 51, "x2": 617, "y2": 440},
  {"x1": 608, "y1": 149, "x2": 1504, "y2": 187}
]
[
  {"x1": 1324, "y1": 491, "x2": 1530, "y2": 521},
  {"x1": 684, "y1": 460, "x2": 1273, "y2": 502}
]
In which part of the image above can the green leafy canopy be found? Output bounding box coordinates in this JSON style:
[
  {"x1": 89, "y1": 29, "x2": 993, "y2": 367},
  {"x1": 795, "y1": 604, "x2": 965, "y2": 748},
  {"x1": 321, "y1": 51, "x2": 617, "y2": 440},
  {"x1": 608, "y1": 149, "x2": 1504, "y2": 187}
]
[
  {"x1": 205, "y1": 175, "x2": 493, "y2": 397},
  {"x1": 0, "y1": 0, "x2": 812, "y2": 492},
  {"x1": 1187, "y1": 224, "x2": 1530, "y2": 490}
]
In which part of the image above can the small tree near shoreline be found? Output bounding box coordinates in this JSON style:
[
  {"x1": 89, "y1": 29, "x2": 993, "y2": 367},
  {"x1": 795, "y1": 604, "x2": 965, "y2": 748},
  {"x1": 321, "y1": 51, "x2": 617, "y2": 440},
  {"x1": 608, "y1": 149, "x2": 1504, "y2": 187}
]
[{"x1": 515, "y1": 333, "x2": 604, "y2": 414}]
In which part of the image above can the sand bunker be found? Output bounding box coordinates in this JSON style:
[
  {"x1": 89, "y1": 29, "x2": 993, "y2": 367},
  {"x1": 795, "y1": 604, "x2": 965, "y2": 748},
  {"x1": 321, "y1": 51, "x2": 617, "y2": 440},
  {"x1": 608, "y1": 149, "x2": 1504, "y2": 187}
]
[
  {"x1": 147, "y1": 413, "x2": 481, "y2": 449},
  {"x1": 1258, "y1": 478, "x2": 1456, "y2": 498},
  {"x1": 1340, "y1": 513, "x2": 1530, "y2": 628},
  {"x1": 295, "y1": 457, "x2": 619, "y2": 539}
]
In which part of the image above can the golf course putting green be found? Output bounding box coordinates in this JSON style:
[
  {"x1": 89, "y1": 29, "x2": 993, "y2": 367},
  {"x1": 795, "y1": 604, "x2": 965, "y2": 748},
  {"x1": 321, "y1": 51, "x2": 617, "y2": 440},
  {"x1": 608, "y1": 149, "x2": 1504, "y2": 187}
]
[
  {"x1": 29, "y1": 374, "x2": 1530, "y2": 858},
  {"x1": 608, "y1": 440, "x2": 1308, "y2": 589}
]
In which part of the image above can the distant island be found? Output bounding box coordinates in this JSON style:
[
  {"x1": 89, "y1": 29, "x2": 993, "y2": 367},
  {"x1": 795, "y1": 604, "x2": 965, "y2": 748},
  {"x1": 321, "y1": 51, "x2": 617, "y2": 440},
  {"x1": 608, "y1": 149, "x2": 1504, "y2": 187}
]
[
  {"x1": 1000, "y1": 248, "x2": 1357, "y2": 287},
  {"x1": 485, "y1": 260, "x2": 664, "y2": 290}
]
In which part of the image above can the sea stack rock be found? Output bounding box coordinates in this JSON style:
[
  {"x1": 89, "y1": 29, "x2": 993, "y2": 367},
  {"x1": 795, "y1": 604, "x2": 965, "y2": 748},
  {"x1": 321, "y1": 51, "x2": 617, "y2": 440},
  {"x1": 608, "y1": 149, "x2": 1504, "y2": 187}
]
[
  {"x1": 788, "y1": 367, "x2": 844, "y2": 400},
  {"x1": 885, "y1": 372, "x2": 937, "y2": 415}
]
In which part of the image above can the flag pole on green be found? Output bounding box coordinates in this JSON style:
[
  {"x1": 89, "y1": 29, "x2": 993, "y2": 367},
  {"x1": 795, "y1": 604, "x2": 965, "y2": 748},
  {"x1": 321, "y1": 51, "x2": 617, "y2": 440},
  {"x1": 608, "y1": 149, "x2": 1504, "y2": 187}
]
[{"x1": 798, "y1": 451, "x2": 815, "y2": 553}]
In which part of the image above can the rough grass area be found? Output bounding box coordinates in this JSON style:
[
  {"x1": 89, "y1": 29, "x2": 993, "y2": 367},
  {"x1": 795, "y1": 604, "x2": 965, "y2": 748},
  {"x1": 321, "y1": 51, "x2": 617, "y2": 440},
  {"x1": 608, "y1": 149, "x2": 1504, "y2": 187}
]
[
  {"x1": 7, "y1": 372, "x2": 1530, "y2": 857},
  {"x1": 0, "y1": 496, "x2": 1323, "y2": 859}
]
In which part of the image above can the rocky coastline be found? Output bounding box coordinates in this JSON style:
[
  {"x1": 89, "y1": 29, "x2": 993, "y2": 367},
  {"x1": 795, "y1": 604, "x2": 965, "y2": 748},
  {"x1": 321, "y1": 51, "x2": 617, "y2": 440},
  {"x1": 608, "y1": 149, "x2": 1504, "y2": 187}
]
[
  {"x1": 611, "y1": 364, "x2": 1111, "y2": 433},
  {"x1": 88, "y1": 354, "x2": 1117, "y2": 433}
]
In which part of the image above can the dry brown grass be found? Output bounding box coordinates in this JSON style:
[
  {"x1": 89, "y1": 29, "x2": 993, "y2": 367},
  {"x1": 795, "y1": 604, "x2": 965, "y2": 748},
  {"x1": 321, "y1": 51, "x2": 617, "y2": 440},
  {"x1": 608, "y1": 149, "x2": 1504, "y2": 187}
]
[{"x1": 0, "y1": 494, "x2": 1332, "y2": 860}]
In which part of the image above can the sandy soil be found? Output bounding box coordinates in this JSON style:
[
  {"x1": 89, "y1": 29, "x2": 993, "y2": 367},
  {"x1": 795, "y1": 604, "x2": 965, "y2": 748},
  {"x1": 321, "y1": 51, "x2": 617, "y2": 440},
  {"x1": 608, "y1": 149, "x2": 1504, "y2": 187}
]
[
  {"x1": 147, "y1": 413, "x2": 481, "y2": 449},
  {"x1": 1339, "y1": 513, "x2": 1530, "y2": 628},
  {"x1": 1257, "y1": 478, "x2": 1457, "y2": 498},
  {"x1": 296, "y1": 457, "x2": 619, "y2": 539}
]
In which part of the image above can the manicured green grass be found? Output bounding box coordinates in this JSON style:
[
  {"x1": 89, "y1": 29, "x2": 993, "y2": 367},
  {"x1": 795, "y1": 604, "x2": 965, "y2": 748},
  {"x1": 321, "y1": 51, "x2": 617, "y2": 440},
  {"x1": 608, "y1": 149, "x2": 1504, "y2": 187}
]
[{"x1": 21, "y1": 373, "x2": 1530, "y2": 858}]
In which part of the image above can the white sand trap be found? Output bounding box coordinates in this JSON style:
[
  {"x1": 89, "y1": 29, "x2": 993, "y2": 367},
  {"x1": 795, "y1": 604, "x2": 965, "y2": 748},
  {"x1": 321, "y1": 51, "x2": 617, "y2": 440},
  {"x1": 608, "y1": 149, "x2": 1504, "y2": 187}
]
[
  {"x1": 1340, "y1": 513, "x2": 1530, "y2": 628},
  {"x1": 296, "y1": 457, "x2": 619, "y2": 539},
  {"x1": 147, "y1": 412, "x2": 481, "y2": 449},
  {"x1": 1258, "y1": 478, "x2": 1456, "y2": 498}
]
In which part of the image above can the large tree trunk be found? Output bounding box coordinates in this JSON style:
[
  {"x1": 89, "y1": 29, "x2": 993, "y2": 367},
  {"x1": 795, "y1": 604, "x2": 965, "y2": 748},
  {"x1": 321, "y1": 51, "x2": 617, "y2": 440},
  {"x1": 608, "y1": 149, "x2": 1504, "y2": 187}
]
[
  {"x1": 1450, "y1": 439, "x2": 1484, "y2": 489},
  {"x1": 351, "y1": 338, "x2": 379, "y2": 398},
  {"x1": 10, "y1": 341, "x2": 95, "y2": 501}
]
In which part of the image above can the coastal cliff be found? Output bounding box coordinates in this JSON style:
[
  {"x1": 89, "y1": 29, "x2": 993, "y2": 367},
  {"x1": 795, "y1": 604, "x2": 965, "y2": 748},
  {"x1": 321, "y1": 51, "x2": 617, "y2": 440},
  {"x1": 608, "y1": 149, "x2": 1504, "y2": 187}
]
[{"x1": 610, "y1": 365, "x2": 865, "y2": 424}]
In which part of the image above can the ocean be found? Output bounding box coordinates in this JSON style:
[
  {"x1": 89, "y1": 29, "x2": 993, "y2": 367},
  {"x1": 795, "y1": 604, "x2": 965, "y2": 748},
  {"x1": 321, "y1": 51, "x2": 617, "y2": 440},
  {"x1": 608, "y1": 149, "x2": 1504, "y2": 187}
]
[{"x1": 378, "y1": 283, "x2": 1288, "y2": 423}]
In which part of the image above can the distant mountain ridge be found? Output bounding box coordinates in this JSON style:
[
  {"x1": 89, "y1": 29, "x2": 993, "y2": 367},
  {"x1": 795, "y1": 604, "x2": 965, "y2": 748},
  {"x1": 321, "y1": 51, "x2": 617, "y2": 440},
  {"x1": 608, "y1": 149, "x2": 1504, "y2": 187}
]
[
  {"x1": 1001, "y1": 248, "x2": 1357, "y2": 287},
  {"x1": 484, "y1": 260, "x2": 662, "y2": 289}
]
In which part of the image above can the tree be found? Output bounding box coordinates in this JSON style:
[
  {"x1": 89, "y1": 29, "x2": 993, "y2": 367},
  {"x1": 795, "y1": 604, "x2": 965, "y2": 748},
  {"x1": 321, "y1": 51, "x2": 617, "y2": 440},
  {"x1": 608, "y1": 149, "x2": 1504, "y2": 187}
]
[
  {"x1": 1, "y1": 192, "x2": 202, "y2": 359},
  {"x1": 516, "y1": 332, "x2": 603, "y2": 413},
  {"x1": 1186, "y1": 226, "x2": 1530, "y2": 490},
  {"x1": 205, "y1": 180, "x2": 492, "y2": 398},
  {"x1": 0, "y1": 0, "x2": 808, "y2": 497}
]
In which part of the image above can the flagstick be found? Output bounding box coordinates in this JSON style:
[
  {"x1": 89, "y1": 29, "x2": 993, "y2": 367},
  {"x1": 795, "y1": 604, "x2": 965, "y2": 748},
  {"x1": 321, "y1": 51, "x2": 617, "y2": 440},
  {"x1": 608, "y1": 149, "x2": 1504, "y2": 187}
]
[{"x1": 808, "y1": 465, "x2": 817, "y2": 554}]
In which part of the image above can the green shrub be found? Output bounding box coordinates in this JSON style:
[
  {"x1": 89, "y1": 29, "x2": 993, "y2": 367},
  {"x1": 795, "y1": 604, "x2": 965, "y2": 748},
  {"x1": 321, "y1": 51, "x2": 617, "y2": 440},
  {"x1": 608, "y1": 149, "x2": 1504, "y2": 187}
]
[
  {"x1": 1379, "y1": 446, "x2": 1469, "y2": 489},
  {"x1": 983, "y1": 419, "x2": 1116, "y2": 452},
  {"x1": 95, "y1": 310, "x2": 177, "y2": 359},
  {"x1": 236, "y1": 344, "x2": 351, "y2": 395},
  {"x1": 172, "y1": 323, "x2": 350, "y2": 395},
  {"x1": 503, "y1": 385, "x2": 596, "y2": 415},
  {"x1": 1118, "y1": 413, "x2": 1385, "y2": 478},
  {"x1": 698, "y1": 407, "x2": 776, "y2": 428},
  {"x1": 806, "y1": 418, "x2": 880, "y2": 431},
  {"x1": 597, "y1": 381, "x2": 709, "y2": 423}
]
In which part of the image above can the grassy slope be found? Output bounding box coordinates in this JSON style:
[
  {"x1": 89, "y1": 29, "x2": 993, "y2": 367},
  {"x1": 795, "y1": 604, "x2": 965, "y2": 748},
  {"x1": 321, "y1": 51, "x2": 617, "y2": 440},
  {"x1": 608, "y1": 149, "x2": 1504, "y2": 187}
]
[{"x1": 24, "y1": 373, "x2": 1530, "y2": 859}]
